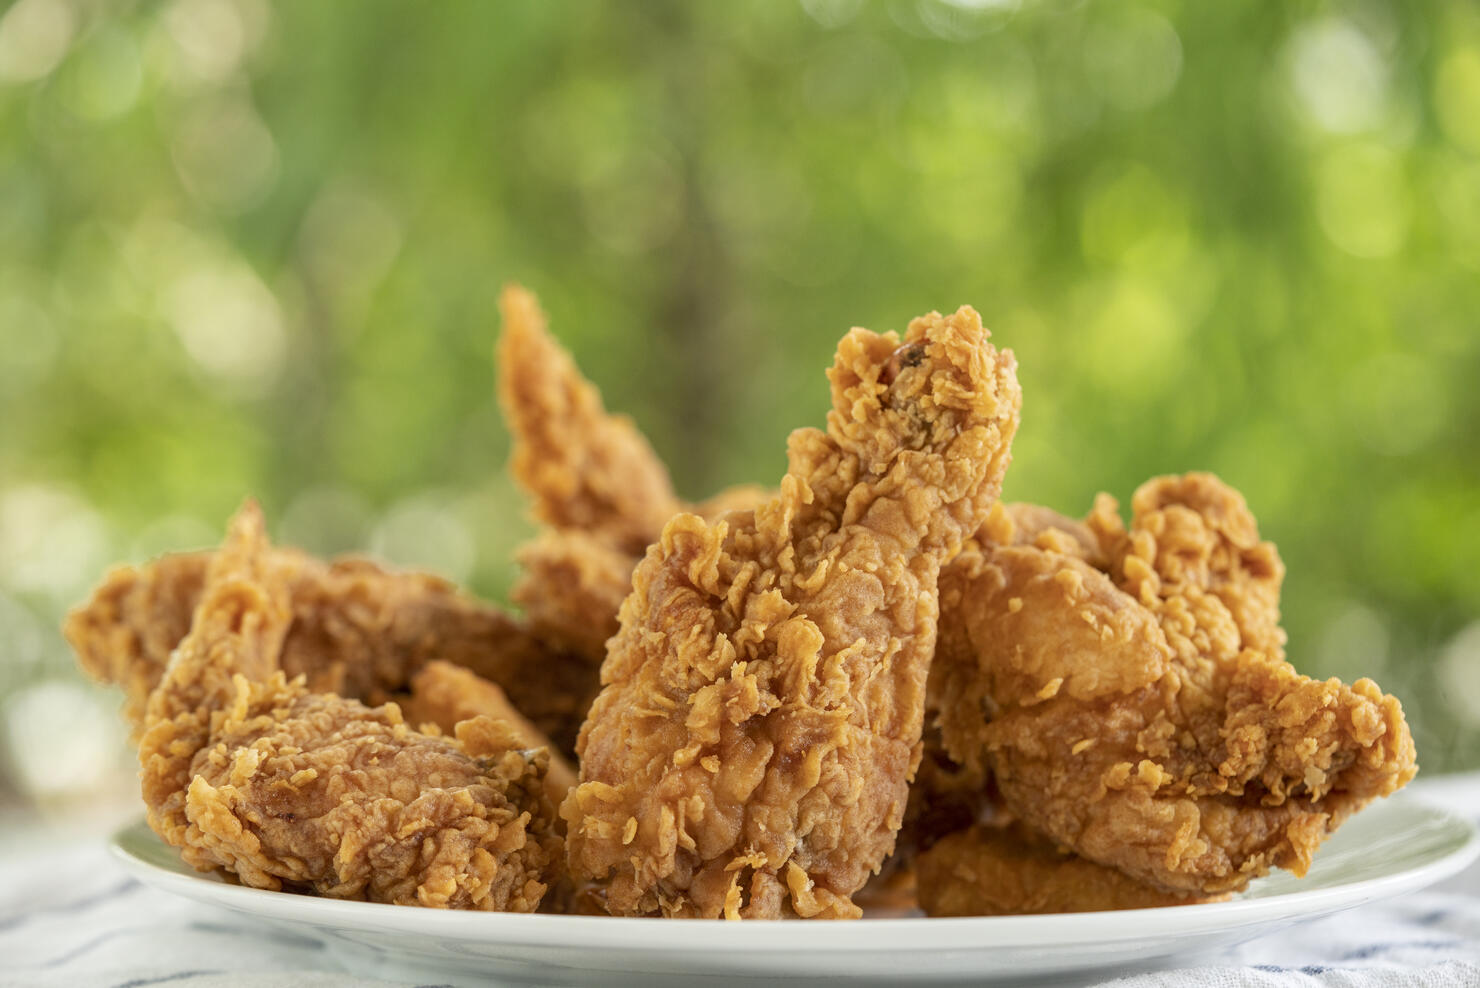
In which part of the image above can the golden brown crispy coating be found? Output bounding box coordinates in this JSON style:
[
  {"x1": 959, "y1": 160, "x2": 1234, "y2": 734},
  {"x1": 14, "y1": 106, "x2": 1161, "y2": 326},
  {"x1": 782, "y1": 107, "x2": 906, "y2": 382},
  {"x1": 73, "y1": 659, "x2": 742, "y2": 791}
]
[
  {"x1": 917, "y1": 823, "x2": 1224, "y2": 916},
  {"x1": 497, "y1": 285, "x2": 683, "y2": 557},
  {"x1": 933, "y1": 473, "x2": 1416, "y2": 896},
  {"x1": 511, "y1": 530, "x2": 634, "y2": 663},
  {"x1": 562, "y1": 306, "x2": 1021, "y2": 919},
  {"x1": 497, "y1": 285, "x2": 770, "y2": 671},
  {"x1": 65, "y1": 547, "x2": 591, "y2": 755},
  {"x1": 894, "y1": 501, "x2": 1103, "y2": 869},
  {"x1": 403, "y1": 660, "x2": 578, "y2": 805},
  {"x1": 139, "y1": 505, "x2": 561, "y2": 911}
]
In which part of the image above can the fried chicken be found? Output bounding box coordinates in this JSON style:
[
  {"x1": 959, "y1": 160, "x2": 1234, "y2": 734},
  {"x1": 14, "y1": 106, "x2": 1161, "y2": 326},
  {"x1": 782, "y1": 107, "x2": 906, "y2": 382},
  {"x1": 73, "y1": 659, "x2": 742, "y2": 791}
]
[
  {"x1": 916, "y1": 823, "x2": 1224, "y2": 916},
  {"x1": 931, "y1": 473, "x2": 1416, "y2": 896},
  {"x1": 561, "y1": 306, "x2": 1021, "y2": 919},
  {"x1": 497, "y1": 284, "x2": 686, "y2": 558},
  {"x1": 402, "y1": 660, "x2": 578, "y2": 806},
  {"x1": 896, "y1": 501, "x2": 1103, "y2": 864},
  {"x1": 496, "y1": 285, "x2": 768, "y2": 671},
  {"x1": 139, "y1": 504, "x2": 561, "y2": 911},
  {"x1": 65, "y1": 546, "x2": 592, "y2": 756}
]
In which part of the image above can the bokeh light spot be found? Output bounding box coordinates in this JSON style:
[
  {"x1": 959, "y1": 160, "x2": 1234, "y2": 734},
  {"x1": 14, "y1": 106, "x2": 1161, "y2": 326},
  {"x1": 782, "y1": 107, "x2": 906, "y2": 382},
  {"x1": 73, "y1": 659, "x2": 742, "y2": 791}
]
[
  {"x1": 1435, "y1": 46, "x2": 1480, "y2": 155},
  {"x1": 800, "y1": 0, "x2": 864, "y2": 30},
  {"x1": 297, "y1": 179, "x2": 403, "y2": 326},
  {"x1": 1316, "y1": 144, "x2": 1409, "y2": 258},
  {"x1": 0, "y1": 486, "x2": 110, "y2": 603},
  {"x1": 1081, "y1": 164, "x2": 1189, "y2": 271},
  {"x1": 280, "y1": 486, "x2": 375, "y2": 557},
  {"x1": 167, "y1": 261, "x2": 287, "y2": 394},
  {"x1": 170, "y1": 96, "x2": 280, "y2": 212},
  {"x1": 165, "y1": 0, "x2": 246, "y2": 83},
  {"x1": 1439, "y1": 621, "x2": 1480, "y2": 727},
  {"x1": 128, "y1": 514, "x2": 220, "y2": 562},
  {"x1": 2, "y1": 680, "x2": 121, "y2": 800},
  {"x1": 0, "y1": 0, "x2": 75, "y2": 83},
  {"x1": 1085, "y1": 8, "x2": 1183, "y2": 113},
  {"x1": 57, "y1": 27, "x2": 142, "y2": 121},
  {"x1": 1287, "y1": 18, "x2": 1389, "y2": 134},
  {"x1": 0, "y1": 592, "x2": 44, "y2": 684},
  {"x1": 370, "y1": 495, "x2": 475, "y2": 586},
  {"x1": 915, "y1": 0, "x2": 1019, "y2": 42},
  {"x1": 1077, "y1": 277, "x2": 1187, "y2": 393}
]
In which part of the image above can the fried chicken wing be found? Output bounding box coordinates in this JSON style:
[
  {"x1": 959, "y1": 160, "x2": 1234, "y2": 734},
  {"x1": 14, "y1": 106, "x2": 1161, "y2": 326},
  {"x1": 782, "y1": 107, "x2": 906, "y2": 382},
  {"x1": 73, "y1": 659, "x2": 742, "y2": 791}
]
[
  {"x1": 561, "y1": 306, "x2": 1021, "y2": 919},
  {"x1": 932, "y1": 473, "x2": 1416, "y2": 895},
  {"x1": 895, "y1": 501, "x2": 1105, "y2": 866},
  {"x1": 496, "y1": 285, "x2": 769, "y2": 671},
  {"x1": 497, "y1": 285, "x2": 684, "y2": 557},
  {"x1": 916, "y1": 823, "x2": 1224, "y2": 916},
  {"x1": 65, "y1": 546, "x2": 591, "y2": 755},
  {"x1": 139, "y1": 505, "x2": 561, "y2": 911}
]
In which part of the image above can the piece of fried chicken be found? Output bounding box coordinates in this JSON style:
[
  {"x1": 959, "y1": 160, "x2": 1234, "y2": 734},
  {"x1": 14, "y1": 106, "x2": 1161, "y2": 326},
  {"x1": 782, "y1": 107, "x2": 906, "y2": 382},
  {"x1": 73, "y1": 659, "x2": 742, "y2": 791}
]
[
  {"x1": 496, "y1": 284, "x2": 768, "y2": 667},
  {"x1": 931, "y1": 473, "x2": 1416, "y2": 896},
  {"x1": 401, "y1": 660, "x2": 578, "y2": 807},
  {"x1": 892, "y1": 500, "x2": 1108, "y2": 866},
  {"x1": 139, "y1": 504, "x2": 561, "y2": 910},
  {"x1": 916, "y1": 822, "x2": 1224, "y2": 916},
  {"x1": 561, "y1": 306, "x2": 1021, "y2": 919},
  {"x1": 65, "y1": 546, "x2": 592, "y2": 756}
]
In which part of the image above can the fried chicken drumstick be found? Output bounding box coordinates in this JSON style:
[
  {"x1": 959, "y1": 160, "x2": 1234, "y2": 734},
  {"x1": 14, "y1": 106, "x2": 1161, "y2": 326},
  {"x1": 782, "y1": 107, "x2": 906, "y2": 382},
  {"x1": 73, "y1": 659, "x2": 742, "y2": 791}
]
[
  {"x1": 931, "y1": 473, "x2": 1416, "y2": 896},
  {"x1": 139, "y1": 504, "x2": 562, "y2": 910},
  {"x1": 561, "y1": 306, "x2": 1021, "y2": 919}
]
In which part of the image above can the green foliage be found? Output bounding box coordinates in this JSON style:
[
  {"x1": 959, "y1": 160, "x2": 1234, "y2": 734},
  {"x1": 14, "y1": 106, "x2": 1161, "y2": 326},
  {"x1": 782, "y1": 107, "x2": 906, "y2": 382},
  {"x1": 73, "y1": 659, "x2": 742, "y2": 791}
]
[{"x1": 0, "y1": 0, "x2": 1477, "y2": 804}]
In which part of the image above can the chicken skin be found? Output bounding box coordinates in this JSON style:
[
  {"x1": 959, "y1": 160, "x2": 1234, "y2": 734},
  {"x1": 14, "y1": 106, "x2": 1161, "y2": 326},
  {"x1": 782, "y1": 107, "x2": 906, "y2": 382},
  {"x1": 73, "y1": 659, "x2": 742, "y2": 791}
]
[
  {"x1": 64, "y1": 546, "x2": 592, "y2": 756},
  {"x1": 932, "y1": 473, "x2": 1416, "y2": 895},
  {"x1": 139, "y1": 504, "x2": 561, "y2": 911},
  {"x1": 561, "y1": 306, "x2": 1021, "y2": 919}
]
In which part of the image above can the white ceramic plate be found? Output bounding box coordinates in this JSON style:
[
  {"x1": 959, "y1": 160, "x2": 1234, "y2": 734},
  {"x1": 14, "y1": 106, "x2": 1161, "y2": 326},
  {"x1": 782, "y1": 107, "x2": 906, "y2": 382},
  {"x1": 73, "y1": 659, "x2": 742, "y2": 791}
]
[{"x1": 110, "y1": 797, "x2": 1477, "y2": 987}]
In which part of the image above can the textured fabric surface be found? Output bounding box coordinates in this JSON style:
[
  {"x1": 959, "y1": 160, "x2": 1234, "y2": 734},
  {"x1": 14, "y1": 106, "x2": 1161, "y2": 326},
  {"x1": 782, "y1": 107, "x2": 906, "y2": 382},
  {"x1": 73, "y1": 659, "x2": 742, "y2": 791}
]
[{"x1": 3, "y1": 774, "x2": 1477, "y2": 987}]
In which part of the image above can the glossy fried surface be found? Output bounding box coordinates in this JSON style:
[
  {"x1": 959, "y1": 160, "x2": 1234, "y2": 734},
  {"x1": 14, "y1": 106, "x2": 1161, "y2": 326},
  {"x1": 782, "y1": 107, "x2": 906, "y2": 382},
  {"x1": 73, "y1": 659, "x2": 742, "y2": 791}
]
[
  {"x1": 138, "y1": 506, "x2": 561, "y2": 911},
  {"x1": 562, "y1": 306, "x2": 1021, "y2": 918}
]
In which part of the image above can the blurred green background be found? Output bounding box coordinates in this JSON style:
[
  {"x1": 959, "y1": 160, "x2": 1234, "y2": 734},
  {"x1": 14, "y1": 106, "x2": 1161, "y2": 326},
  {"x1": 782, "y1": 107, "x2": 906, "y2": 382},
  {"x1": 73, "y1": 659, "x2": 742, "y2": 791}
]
[{"x1": 1, "y1": 0, "x2": 1478, "y2": 813}]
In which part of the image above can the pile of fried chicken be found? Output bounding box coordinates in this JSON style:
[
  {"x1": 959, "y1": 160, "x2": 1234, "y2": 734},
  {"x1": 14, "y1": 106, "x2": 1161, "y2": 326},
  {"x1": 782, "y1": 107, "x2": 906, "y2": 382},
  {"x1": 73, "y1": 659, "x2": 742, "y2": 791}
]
[{"x1": 66, "y1": 287, "x2": 1416, "y2": 919}]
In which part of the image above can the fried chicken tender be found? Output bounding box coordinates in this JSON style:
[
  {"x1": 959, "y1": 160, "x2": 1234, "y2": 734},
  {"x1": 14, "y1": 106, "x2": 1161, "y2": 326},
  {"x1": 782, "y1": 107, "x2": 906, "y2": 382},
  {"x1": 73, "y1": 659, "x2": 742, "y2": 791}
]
[
  {"x1": 496, "y1": 285, "x2": 769, "y2": 670},
  {"x1": 562, "y1": 306, "x2": 1022, "y2": 919},
  {"x1": 932, "y1": 473, "x2": 1416, "y2": 896},
  {"x1": 916, "y1": 823, "x2": 1224, "y2": 916},
  {"x1": 402, "y1": 660, "x2": 578, "y2": 805},
  {"x1": 139, "y1": 505, "x2": 561, "y2": 911},
  {"x1": 65, "y1": 546, "x2": 590, "y2": 755}
]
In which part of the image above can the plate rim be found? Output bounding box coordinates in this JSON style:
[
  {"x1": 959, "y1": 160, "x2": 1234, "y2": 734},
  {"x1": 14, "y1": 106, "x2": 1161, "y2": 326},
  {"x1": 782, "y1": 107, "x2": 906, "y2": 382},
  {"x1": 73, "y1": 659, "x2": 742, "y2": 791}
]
[{"x1": 109, "y1": 795, "x2": 1479, "y2": 952}]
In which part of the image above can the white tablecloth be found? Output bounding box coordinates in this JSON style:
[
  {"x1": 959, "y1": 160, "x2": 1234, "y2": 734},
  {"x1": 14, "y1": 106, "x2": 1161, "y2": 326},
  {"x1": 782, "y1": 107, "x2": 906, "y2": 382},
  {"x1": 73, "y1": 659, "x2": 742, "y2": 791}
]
[{"x1": 3, "y1": 774, "x2": 1479, "y2": 987}]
